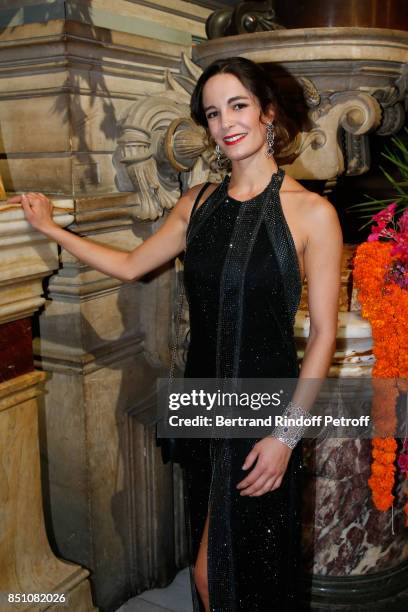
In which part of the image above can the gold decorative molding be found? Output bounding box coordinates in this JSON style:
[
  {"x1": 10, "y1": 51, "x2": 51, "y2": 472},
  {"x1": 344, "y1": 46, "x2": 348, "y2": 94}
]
[{"x1": 0, "y1": 173, "x2": 5, "y2": 200}]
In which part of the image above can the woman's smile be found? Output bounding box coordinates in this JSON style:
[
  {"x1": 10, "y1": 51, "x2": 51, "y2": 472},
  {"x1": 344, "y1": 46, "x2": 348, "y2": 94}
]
[{"x1": 223, "y1": 133, "x2": 248, "y2": 146}]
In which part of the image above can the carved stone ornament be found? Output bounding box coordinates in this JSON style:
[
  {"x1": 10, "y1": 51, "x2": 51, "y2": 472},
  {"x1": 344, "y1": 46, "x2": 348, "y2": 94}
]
[
  {"x1": 206, "y1": 0, "x2": 284, "y2": 40},
  {"x1": 115, "y1": 54, "x2": 213, "y2": 220},
  {"x1": 373, "y1": 65, "x2": 408, "y2": 136},
  {"x1": 278, "y1": 87, "x2": 382, "y2": 179},
  {"x1": 190, "y1": 28, "x2": 408, "y2": 179},
  {"x1": 116, "y1": 30, "x2": 408, "y2": 205}
]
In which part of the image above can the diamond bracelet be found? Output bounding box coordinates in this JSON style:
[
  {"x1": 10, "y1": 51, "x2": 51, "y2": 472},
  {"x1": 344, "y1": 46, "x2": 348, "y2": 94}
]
[{"x1": 270, "y1": 400, "x2": 309, "y2": 449}]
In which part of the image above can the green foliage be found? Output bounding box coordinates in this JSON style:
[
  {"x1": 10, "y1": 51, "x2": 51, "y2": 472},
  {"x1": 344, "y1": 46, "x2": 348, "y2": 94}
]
[{"x1": 348, "y1": 127, "x2": 408, "y2": 229}]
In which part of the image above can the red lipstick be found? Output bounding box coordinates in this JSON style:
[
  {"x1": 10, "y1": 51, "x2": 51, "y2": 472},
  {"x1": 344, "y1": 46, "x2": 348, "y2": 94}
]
[{"x1": 223, "y1": 133, "x2": 247, "y2": 146}]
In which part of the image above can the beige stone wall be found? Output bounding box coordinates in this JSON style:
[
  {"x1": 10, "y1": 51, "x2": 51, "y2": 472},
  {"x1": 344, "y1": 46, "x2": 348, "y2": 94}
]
[
  {"x1": 0, "y1": 2, "x2": 209, "y2": 609},
  {"x1": 0, "y1": 13, "x2": 205, "y2": 196}
]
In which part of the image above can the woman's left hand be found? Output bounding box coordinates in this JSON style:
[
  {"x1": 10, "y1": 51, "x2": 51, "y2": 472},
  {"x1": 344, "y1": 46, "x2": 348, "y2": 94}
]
[{"x1": 236, "y1": 437, "x2": 292, "y2": 496}]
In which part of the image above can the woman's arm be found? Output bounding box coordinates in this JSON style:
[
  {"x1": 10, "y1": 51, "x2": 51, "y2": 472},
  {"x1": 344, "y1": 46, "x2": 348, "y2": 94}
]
[
  {"x1": 8, "y1": 188, "x2": 203, "y2": 282},
  {"x1": 291, "y1": 195, "x2": 343, "y2": 405}
]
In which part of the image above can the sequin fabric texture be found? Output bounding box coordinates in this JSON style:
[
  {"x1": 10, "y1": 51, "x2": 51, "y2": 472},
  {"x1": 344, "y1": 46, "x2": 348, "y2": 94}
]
[{"x1": 181, "y1": 169, "x2": 304, "y2": 611}]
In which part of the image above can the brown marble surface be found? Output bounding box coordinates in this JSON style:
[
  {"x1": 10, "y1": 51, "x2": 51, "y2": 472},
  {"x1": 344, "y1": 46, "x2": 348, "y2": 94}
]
[
  {"x1": 302, "y1": 438, "x2": 408, "y2": 576},
  {"x1": 276, "y1": 0, "x2": 408, "y2": 30},
  {"x1": 0, "y1": 318, "x2": 33, "y2": 382}
]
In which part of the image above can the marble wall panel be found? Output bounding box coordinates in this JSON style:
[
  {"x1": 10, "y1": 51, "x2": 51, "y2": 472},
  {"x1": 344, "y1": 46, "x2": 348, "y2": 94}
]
[
  {"x1": 302, "y1": 439, "x2": 408, "y2": 577},
  {"x1": 0, "y1": 318, "x2": 33, "y2": 382}
]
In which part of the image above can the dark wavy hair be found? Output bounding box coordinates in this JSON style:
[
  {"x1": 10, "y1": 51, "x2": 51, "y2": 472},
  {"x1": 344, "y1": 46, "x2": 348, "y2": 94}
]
[{"x1": 190, "y1": 57, "x2": 296, "y2": 155}]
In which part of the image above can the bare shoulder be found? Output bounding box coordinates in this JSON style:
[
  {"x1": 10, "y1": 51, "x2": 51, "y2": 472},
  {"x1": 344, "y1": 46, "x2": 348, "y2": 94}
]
[
  {"x1": 173, "y1": 181, "x2": 220, "y2": 224},
  {"x1": 282, "y1": 175, "x2": 339, "y2": 227},
  {"x1": 304, "y1": 192, "x2": 339, "y2": 228}
]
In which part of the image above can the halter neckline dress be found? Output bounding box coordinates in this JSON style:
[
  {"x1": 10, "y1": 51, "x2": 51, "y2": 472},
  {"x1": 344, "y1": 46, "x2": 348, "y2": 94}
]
[{"x1": 181, "y1": 168, "x2": 304, "y2": 611}]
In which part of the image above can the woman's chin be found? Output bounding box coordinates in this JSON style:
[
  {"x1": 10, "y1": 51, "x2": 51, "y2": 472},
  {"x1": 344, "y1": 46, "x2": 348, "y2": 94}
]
[{"x1": 228, "y1": 148, "x2": 266, "y2": 163}]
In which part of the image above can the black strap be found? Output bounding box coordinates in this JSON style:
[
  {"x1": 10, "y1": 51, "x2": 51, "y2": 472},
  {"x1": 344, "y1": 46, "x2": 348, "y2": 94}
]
[
  {"x1": 190, "y1": 181, "x2": 211, "y2": 218},
  {"x1": 186, "y1": 177, "x2": 228, "y2": 246}
]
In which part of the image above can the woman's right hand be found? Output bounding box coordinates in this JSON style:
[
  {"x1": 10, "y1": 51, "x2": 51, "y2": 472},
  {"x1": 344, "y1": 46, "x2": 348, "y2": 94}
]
[{"x1": 7, "y1": 192, "x2": 57, "y2": 234}]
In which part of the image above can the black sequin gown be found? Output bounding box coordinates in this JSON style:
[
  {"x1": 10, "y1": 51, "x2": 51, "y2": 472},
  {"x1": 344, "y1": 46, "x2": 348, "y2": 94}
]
[{"x1": 181, "y1": 169, "x2": 304, "y2": 612}]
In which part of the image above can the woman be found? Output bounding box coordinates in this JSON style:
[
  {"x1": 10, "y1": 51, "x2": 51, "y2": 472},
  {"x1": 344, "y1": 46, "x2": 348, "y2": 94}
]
[{"x1": 9, "y1": 57, "x2": 342, "y2": 611}]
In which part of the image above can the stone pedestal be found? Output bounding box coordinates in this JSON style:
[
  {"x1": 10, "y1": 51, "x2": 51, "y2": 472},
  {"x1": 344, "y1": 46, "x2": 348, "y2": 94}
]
[
  {"x1": 295, "y1": 244, "x2": 408, "y2": 608},
  {"x1": 0, "y1": 371, "x2": 96, "y2": 612},
  {"x1": 302, "y1": 438, "x2": 408, "y2": 610},
  {"x1": 34, "y1": 259, "x2": 178, "y2": 609},
  {"x1": 295, "y1": 246, "x2": 408, "y2": 608}
]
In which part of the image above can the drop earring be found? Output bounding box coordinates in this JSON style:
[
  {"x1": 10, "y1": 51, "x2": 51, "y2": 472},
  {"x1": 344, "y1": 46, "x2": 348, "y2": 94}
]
[
  {"x1": 266, "y1": 121, "x2": 275, "y2": 158},
  {"x1": 215, "y1": 144, "x2": 228, "y2": 170}
]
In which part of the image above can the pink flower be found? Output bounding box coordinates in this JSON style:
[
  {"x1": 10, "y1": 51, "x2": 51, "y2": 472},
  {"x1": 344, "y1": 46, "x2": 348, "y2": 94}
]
[
  {"x1": 372, "y1": 202, "x2": 397, "y2": 225},
  {"x1": 391, "y1": 234, "x2": 408, "y2": 263},
  {"x1": 368, "y1": 204, "x2": 399, "y2": 242},
  {"x1": 398, "y1": 210, "x2": 408, "y2": 233},
  {"x1": 368, "y1": 226, "x2": 397, "y2": 242}
]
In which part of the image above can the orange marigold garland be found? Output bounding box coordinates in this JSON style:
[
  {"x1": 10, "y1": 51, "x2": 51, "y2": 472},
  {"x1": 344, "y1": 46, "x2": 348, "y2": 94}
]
[{"x1": 353, "y1": 204, "x2": 408, "y2": 524}]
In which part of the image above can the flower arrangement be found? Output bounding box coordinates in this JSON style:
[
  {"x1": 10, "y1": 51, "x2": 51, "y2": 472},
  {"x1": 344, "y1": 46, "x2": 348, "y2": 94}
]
[{"x1": 353, "y1": 204, "x2": 408, "y2": 524}]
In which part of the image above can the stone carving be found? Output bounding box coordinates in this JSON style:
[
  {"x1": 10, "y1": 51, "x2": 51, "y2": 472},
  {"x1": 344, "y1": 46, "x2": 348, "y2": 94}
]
[
  {"x1": 206, "y1": 0, "x2": 284, "y2": 40},
  {"x1": 298, "y1": 76, "x2": 321, "y2": 108},
  {"x1": 344, "y1": 133, "x2": 371, "y2": 176},
  {"x1": 289, "y1": 73, "x2": 406, "y2": 175},
  {"x1": 273, "y1": 86, "x2": 381, "y2": 178},
  {"x1": 117, "y1": 70, "x2": 384, "y2": 199},
  {"x1": 164, "y1": 117, "x2": 207, "y2": 172},
  {"x1": 116, "y1": 54, "x2": 214, "y2": 220},
  {"x1": 164, "y1": 53, "x2": 202, "y2": 97},
  {"x1": 117, "y1": 35, "x2": 408, "y2": 205},
  {"x1": 191, "y1": 28, "x2": 408, "y2": 179},
  {"x1": 276, "y1": 81, "x2": 382, "y2": 177},
  {"x1": 116, "y1": 96, "x2": 191, "y2": 220},
  {"x1": 334, "y1": 91, "x2": 382, "y2": 136},
  {"x1": 373, "y1": 66, "x2": 408, "y2": 136}
]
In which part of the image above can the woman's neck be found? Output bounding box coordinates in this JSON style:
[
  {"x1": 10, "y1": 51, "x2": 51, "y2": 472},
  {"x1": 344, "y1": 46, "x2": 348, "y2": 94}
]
[{"x1": 228, "y1": 155, "x2": 279, "y2": 200}]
